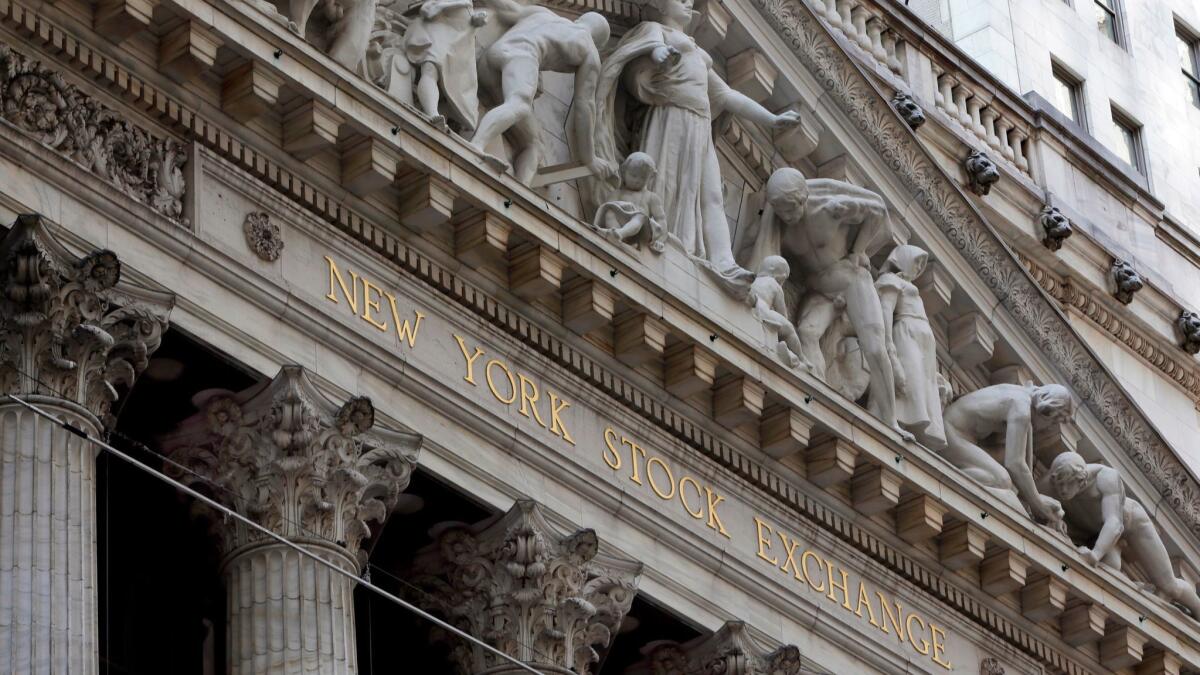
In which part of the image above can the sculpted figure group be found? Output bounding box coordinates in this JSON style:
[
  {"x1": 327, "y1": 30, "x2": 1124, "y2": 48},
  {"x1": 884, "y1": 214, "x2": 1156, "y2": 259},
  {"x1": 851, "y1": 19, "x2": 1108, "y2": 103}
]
[{"x1": 338, "y1": 0, "x2": 1200, "y2": 622}]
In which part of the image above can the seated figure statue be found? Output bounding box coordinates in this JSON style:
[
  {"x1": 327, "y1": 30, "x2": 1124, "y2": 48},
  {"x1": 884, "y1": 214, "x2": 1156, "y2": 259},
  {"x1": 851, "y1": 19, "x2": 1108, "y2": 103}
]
[
  {"x1": 1041, "y1": 452, "x2": 1200, "y2": 620},
  {"x1": 942, "y1": 382, "x2": 1072, "y2": 529},
  {"x1": 591, "y1": 152, "x2": 666, "y2": 251}
]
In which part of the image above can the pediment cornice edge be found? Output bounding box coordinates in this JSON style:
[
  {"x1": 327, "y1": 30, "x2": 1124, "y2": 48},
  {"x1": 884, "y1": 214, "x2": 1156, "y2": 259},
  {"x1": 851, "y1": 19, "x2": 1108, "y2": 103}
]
[{"x1": 748, "y1": 0, "x2": 1200, "y2": 539}]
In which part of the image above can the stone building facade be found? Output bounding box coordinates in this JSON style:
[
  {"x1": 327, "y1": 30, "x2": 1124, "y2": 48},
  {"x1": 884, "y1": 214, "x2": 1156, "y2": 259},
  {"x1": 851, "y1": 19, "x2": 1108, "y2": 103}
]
[{"x1": 0, "y1": 0, "x2": 1198, "y2": 674}]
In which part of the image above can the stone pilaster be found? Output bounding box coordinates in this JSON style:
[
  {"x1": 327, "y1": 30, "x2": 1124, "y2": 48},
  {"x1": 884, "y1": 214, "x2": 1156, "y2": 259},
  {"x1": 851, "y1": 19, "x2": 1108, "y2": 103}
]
[
  {"x1": 161, "y1": 366, "x2": 421, "y2": 675},
  {"x1": 0, "y1": 213, "x2": 173, "y2": 674},
  {"x1": 410, "y1": 500, "x2": 643, "y2": 675},
  {"x1": 625, "y1": 621, "x2": 803, "y2": 674}
]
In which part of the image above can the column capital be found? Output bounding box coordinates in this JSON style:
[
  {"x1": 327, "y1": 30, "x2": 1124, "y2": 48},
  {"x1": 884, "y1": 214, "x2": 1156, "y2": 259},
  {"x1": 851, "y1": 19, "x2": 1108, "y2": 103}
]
[
  {"x1": 161, "y1": 366, "x2": 422, "y2": 564},
  {"x1": 0, "y1": 213, "x2": 173, "y2": 425},
  {"x1": 411, "y1": 500, "x2": 643, "y2": 675},
  {"x1": 627, "y1": 621, "x2": 803, "y2": 675}
]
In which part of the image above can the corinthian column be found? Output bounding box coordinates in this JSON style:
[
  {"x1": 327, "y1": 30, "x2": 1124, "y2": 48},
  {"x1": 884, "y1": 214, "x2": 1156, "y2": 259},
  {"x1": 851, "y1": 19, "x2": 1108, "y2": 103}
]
[
  {"x1": 411, "y1": 500, "x2": 643, "y2": 675},
  {"x1": 0, "y1": 214, "x2": 173, "y2": 674},
  {"x1": 161, "y1": 366, "x2": 421, "y2": 675},
  {"x1": 626, "y1": 621, "x2": 804, "y2": 674}
]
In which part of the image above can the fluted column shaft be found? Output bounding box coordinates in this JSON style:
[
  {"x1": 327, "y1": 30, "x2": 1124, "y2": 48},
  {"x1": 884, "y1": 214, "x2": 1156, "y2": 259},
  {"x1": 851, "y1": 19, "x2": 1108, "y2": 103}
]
[
  {"x1": 0, "y1": 399, "x2": 99, "y2": 675},
  {"x1": 224, "y1": 541, "x2": 359, "y2": 675}
]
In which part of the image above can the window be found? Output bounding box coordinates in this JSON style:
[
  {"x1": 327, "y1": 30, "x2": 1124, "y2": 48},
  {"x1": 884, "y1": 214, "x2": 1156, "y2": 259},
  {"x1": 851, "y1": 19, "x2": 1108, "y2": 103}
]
[
  {"x1": 1049, "y1": 62, "x2": 1086, "y2": 128},
  {"x1": 1094, "y1": 0, "x2": 1120, "y2": 44},
  {"x1": 1108, "y1": 106, "x2": 1144, "y2": 173},
  {"x1": 1178, "y1": 26, "x2": 1200, "y2": 108}
]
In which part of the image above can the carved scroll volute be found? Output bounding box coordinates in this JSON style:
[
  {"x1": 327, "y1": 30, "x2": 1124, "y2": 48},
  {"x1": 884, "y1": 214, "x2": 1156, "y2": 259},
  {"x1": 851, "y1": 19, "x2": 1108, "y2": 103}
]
[
  {"x1": 160, "y1": 366, "x2": 422, "y2": 565},
  {"x1": 0, "y1": 213, "x2": 172, "y2": 424},
  {"x1": 626, "y1": 621, "x2": 803, "y2": 675},
  {"x1": 411, "y1": 500, "x2": 643, "y2": 675}
]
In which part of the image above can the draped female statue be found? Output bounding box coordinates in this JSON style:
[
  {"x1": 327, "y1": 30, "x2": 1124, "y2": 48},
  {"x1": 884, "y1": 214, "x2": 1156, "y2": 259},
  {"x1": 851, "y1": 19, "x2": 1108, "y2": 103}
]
[{"x1": 580, "y1": 0, "x2": 800, "y2": 296}]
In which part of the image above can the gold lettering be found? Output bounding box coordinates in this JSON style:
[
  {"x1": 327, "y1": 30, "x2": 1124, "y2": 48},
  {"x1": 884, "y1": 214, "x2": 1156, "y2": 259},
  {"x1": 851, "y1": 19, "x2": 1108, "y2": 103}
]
[
  {"x1": 485, "y1": 359, "x2": 517, "y2": 404},
  {"x1": 646, "y1": 457, "x2": 676, "y2": 500},
  {"x1": 801, "y1": 551, "x2": 825, "y2": 592},
  {"x1": 602, "y1": 428, "x2": 622, "y2": 470},
  {"x1": 517, "y1": 374, "x2": 548, "y2": 428},
  {"x1": 547, "y1": 393, "x2": 575, "y2": 445},
  {"x1": 753, "y1": 517, "x2": 778, "y2": 566},
  {"x1": 386, "y1": 297, "x2": 423, "y2": 348},
  {"x1": 825, "y1": 561, "x2": 853, "y2": 611},
  {"x1": 854, "y1": 581, "x2": 881, "y2": 628},
  {"x1": 679, "y1": 476, "x2": 704, "y2": 519},
  {"x1": 877, "y1": 593, "x2": 905, "y2": 641},
  {"x1": 361, "y1": 277, "x2": 388, "y2": 331},
  {"x1": 704, "y1": 488, "x2": 730, "y2": 539},
  {"x1": 324, "y1": 256, "x2": 359, "y2": 315},
  {"x1": 930, "y1": 624, "x2": 951, "y2": 669},
  {"x1": 777, "y1": 532, "x2": 802, "y2": 580},
  {"x1": 454, "y1": 335, "x2": 485, "y2": 385},
  {"x1": 906, "y1": 613, "x2": 930, "y2": 656},
  {"x1": 624, "y1": 438, "x2": 645, "y2": 485}
]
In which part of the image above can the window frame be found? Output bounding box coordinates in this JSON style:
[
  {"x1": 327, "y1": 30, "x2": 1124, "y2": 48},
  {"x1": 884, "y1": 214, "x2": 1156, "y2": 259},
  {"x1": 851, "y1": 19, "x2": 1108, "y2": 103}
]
[
  {"x1": 1049, "y1": 60, "x2": 1088, "y2": 130},
  {"x1": 1177, "y1": 22, "x2": 1200, "y2": 109},
  {"x1": 1108, "y1": 105, "x2": 1145, "y2": 174},
  {"x1": 1093, "y1": 0, "x2": 1124, "y2": 47}
]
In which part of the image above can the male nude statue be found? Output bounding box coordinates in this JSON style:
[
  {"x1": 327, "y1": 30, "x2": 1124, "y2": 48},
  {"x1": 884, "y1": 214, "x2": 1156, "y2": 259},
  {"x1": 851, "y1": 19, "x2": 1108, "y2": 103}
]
[
  {"x1": 735, "y1": 167, "x2": 910, "y2": 440},
  {"x1": 1041, "y1": 452, "x2": 1200, "y2": 620},
  {"x1": 942, "y1": 383, "x2": 1072, "y2": 528},
  {"x1": 472, "y1": 0, "x2": 614, "y2": 184}
]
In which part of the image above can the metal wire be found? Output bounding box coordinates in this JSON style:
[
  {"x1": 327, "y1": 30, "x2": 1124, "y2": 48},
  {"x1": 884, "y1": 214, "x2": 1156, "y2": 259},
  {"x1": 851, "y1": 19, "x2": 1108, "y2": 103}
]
[{"x1": 3, "y1": 393, "x2": 545, "y2": 675}]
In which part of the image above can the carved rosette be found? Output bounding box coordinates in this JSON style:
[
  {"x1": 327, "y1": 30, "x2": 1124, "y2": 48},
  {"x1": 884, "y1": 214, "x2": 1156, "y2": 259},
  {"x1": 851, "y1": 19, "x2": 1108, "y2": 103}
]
[
  {"x1": 0, "y1": 213, "x2": 172, "y2": 424},
  {"x1": 160, "y1": 366, "x2": 421, "y2": 565},
  {"x1": 0, "y1": 43, "x2": 187, "y2": 222},
  {"x1": 626, "y1": 621, "x2": 803, "y2": 675},
  {"x1": 410, "y1": 500, "x2": 642, "y2": 675},
  {"x1": 243, "y1": 211, "x2": 284, "y2": 261}
]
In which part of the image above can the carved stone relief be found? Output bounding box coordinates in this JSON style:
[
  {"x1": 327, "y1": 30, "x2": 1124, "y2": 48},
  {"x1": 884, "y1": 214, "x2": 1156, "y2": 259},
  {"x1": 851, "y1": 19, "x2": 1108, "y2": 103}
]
[
  {"x1": 591, "y1": 152, "x2": 667, "y2": 252},
  {"x1": 0, "y1": 213, "x2": 173, "y2": 425},
  {"x1": 625, "y1": 621, "x2": 803, "y2": 675},
  {"x1": 410, "y1": 500, "x2": 642, "y2": 675},
  {"x1": 891, "y1": 91, "x2": 925, "y2": 130},
  {"x1": 1039, "y1": 206, "x2": 1072, "y2": 251},
  {"x1": 1178, "y1": 310, "x2": 1200, "y2": 355},
  {"x1": 0, "y1": 43, "x2": 187, "y2": 223},
  {"x1": 963, "y1": 150, "x2": 999, "y2": 196},
  {"x1": 1109, "y1": 259, "x2": 1143, "y2": 305},
  {"x1": 243, "y1": 211, "x2": 284, "y2": 261},
  {"x1": 979, "y1": 657, "x2": 1005, "y2": 675}
]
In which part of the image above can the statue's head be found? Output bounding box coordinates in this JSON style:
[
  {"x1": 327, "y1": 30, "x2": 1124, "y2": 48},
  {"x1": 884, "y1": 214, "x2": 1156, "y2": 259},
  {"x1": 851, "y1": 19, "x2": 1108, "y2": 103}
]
[
  {"x1": 619, "y1": 152, "x2": 656, "y2": 190},
  {"x1": 758, "y1": 255, "x2": 791, "y2": 283},
  {"x1": 891, "y1": 91, "x2": 925, "y2": 130},
  {"x1": 881, "y1": 244, "x2": 929, "y2": 282},
  {"x1": 1040, "y1": 206, "x2": 1071, "y2": 244},
  {"x1": 766, "y1": 168, "x2": 809, "y2": 226},
  {"x1": 1178, "y1": 310, "x2": 1200, "y2": 354},
  {"x1": 964, "y1": 150, "x2": 1000, "y2": 195},
  {"x1": 576, "y1": 12, "x2": 610, "y2": 49},
  {"x1": 1048, "y1": 452, "x2": 1090, "y2": 500},
  {"x1": 1032, "y1": 383, "x2": 1074, "y2": 423},
  {"x1": 648, "y1": 0, "x2": 696, "y2": 28},
  {"x1": 1109, "y1": 259, "x2": 1143, "y2": 303}
]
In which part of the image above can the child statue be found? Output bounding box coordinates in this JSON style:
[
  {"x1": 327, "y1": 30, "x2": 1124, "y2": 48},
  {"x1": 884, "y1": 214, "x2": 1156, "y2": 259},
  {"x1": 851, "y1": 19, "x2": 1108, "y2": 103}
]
[
  {"x1": 591, "y1": 153, "x2": 667, "y2": 252},
  {"x1": 872, "y1": 244, "x2": 946, "y2": 448},
  {"x1": 402, "y1": 0, "x2": 488, "y2": 132},
  {"x1": 747, "y1": 256, "x2": 811, "y2": 372}
]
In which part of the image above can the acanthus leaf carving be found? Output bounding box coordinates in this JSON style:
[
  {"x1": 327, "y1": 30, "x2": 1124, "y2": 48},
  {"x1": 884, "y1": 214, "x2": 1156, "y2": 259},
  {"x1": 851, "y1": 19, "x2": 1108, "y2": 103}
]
[
  {"x1": 0, "y1": 42, "x2": 187, "y2": 223},
  {"x1": 410, "y1": 500, "x2": 642, "y2": 675},
  {"x1": 626, "y1": 621, "x2": 804, "y2": 675},
  {"x1": 160, "y1": 366, "x2": 421, "y2": 565},
  {"x1": 0, "y1": 213, "x2": 172, "y2": 425}
]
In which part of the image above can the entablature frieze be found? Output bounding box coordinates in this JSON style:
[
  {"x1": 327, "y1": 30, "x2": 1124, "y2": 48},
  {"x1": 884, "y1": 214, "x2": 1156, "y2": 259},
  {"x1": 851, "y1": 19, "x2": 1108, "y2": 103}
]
[{"x1": 5, "y1": 0, "x2": 1200, "y2": 672}]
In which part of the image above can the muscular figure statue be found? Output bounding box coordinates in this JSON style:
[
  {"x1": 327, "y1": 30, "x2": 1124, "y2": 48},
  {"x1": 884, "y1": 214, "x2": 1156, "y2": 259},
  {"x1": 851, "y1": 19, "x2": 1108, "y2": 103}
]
[
  {"x1": 735, "y1": 168, "x2": 910, "y2": 440},
  {"x1": 942, "y1": 383, "x2": 1072, "y2": 527},
  {"x1": 472, "y1": 0, "x2": 613, "y2": 184},
  {"x1": 1042, "y1": 452, "x2": 1200, "y2": 620}
]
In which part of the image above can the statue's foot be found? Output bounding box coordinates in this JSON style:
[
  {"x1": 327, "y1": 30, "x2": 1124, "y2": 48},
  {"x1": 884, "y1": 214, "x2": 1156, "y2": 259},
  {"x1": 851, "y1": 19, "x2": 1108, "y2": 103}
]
[
  {"x1": 893, "y1": 424, "x2": 915, "y2": 442},
  {"x1": 428, "y1": 115, "x2": 448, "y2": 132},
  {"x1": 480, "y1": 152, "x2": 510, "y2": 174}
]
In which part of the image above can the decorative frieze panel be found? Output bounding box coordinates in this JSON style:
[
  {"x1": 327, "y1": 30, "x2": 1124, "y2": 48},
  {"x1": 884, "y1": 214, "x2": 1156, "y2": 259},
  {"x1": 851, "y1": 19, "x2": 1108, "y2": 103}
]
[
  {"x1": 410, "y1": 500, "x2": 642, "y2": 675},
  {"x1": 0, "y1": 213, "x2": 172, "y2": 424},
  {"x1": 0, "y1": 43, "x2": 187, "y2": 223},
  {"x1": 626, "y1": 621, "x2": 803, "y2": 674}
]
